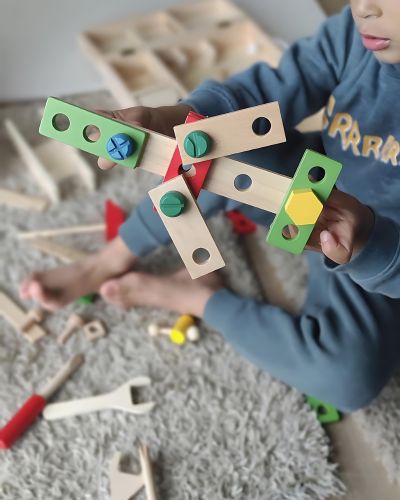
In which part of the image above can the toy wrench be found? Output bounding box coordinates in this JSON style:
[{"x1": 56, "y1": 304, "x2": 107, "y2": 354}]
[{"x1": 43, "y1": 376, "x2": 154, "y2": 420}]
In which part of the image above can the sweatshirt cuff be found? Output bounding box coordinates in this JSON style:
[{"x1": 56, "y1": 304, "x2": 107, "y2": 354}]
[
  {"x1": 323, "y1": 212, "x2": 400, "y2": 282},
  {"x1": 180, "y1": 81, "x2": 238, "y2": 117}
]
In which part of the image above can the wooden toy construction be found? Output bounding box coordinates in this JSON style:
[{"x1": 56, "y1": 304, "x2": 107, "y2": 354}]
[
  {"x1": 39, "y1": 97, "x2": 342, "y2": 279},
  {"x1": 79, "y1": 0, "x2": 282, "y2": 108}
]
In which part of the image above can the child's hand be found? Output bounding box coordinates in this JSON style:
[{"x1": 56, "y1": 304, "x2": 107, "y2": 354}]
[
  {"x1": 304, "y1": 189, "x2": 375, "y2": 264},
  {"x1": 96, "y1": 104, "x2": 192, "y2": 170}
]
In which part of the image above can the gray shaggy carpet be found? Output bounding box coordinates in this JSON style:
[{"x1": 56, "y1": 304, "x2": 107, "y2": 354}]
[{"x1": 0, "y1": 93, "x2": 346, "y2": 499}]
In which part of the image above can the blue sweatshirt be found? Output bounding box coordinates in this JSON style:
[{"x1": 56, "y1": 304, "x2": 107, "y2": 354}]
[{"x1": 120, "y1": 7, "x2": 400, "y2": 410}]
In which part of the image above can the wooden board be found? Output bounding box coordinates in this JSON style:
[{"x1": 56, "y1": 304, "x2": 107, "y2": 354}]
[
  {"x1": 29, "y1": 238, "x2": 89, "y2": 263},
  {"x1": 148, "y1": 175, "x2": 225, "y2": 279},
  {"x1": 0, "y1": 292, "x2": 47, "y2": 344},
  {"x1": 174, "y1": 102, "x2": 286, "y2": 164}
]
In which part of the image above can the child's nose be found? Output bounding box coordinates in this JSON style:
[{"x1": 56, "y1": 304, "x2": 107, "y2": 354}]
[{"x1": 352, "y1": 0, "x2": 383, "y2": 19}]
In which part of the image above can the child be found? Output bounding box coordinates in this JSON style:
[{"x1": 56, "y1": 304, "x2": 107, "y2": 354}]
[{"x1": 21, "y1": 0, "x2": 400, "y2": 412}]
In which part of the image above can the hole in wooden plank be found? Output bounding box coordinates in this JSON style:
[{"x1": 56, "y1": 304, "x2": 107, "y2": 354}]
[
  {"x1": 252, "y1": 117, "x2": 271, "y2": 136},
  {"x1": 52, "y1": 114, "x2": 70, "y2": 132},
  {"x1": 282, "y1": 224, "x2": 299, "y2": 240},
  {"x1": 179, "y1": 164, "x2": 196, "y2": 177},
  {"x1": 234, "y1": 174, "x2": 252, "y2": 191},
  {"x1": 83, "y1": 125, "x2": 101, "y2": 143},
  {"x1": 192, "y1": 247, "x2": 211, "y2": 265},
  {"x1": 120, "y1": 47, "x2": 136, "y2": 56},
  {"x1": 308, "y1": 166, "x2": 326, "y2": 183}
]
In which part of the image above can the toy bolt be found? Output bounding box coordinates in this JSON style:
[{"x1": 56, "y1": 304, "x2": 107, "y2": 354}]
[
  {"x1": 159, "y1": 191, "x2": 186, "y2": 217},
  {"x1": 20, "y1": 307, "x2": 45, "y2": 333},
  {"x1": 58, "y1": 313, "x2": 85, "y2": 345},
  {"x1": 106, "y1": 133, "x2": 136, "y2": 160},
  {"x1": 183, "y1": 130, "x2": 212, "y2": 158}
]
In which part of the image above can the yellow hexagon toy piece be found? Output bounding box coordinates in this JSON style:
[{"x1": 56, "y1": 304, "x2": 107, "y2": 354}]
[{"x1": 285, "y1": 189, "x2": 323, "y2": 226}]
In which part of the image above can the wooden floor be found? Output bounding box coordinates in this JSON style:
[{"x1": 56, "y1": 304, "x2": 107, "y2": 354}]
[{"x1": 244, "y1": 231, "x2": 400, "y2": 499}]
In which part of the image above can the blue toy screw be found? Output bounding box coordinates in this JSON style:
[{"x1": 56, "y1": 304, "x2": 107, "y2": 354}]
[{"x1": 106, "y1": 133, "x2": 136, "y2": 160}]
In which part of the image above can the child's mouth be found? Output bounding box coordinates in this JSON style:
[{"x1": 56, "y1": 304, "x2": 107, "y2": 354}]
[{"x1": 361, "y1": 34, "x2": 391, "y2": 51}]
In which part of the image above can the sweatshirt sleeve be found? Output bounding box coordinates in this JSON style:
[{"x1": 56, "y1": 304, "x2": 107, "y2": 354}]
[
  {"x1": 181, "y1": 7, "x2": 355, "y2": 128},
  {"x1": 323, "y1": 212, "x2": 400, "y2": 298}
]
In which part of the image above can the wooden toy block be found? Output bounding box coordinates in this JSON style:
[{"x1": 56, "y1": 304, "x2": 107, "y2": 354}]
[
  {"x1": 285, "y1": 189, "x2": 323, "y2": 226},
  {"x1": 225, "y1": 210, "x2": 258, "y2": 235},
  {"x1": 306, "y1": 395, "x2": 341, "y2": 424},
  {"x1": 58, "y1": 313, "x2": 86, "y2": 345},
  {"x1": 148, "y1": 175, "x2": 225, "y2": 279},
  {"x1": 110, "y1": 452, "x2": 144, "y2": 500},
  {"x1": 174, "y1": 102, "x2": 286, "y2": 164},
  {"x1": 0, "y1": 291, "x2": 47, "y2": 344},
  {"x1": 0, "y1": 354, "x2": 84, "y2": 449},
  {"x1": 39, "y1": 98, "x2": 148, "y2": 169},
  {"x1": 0, "y1": 188, "x2": 49, "y2": 212},
  {"x1": 105, "y1": 199, "x2": 126, "y2": 240},
  {"x1": 43, "y1": 377, "x2": 155, "y2": 420},
  {"x1": 29, "y1": 237, "x2": 89, "y2": 263},
  {"x1": 83, "y1": 320, "x2": 107, "y2": 341},
  {"x1": 20, "y1": 307, "x2": 45, "y2": 333},
  {"x1": 4, "y1": 119, "x2": 96, "y2": 204},
  {"x1": 267, "y1": 150, "x2": 342, "y2": 254}
]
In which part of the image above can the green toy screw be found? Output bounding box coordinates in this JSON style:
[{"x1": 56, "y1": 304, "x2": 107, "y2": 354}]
[
  {"x1": 160, "y1": 191, "x2": 186, "y2": 217},
  {"x1": 184, "y1": 131, "x2": 212, "y2": 158}
]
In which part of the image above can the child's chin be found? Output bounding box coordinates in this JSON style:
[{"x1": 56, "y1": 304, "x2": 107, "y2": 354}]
[{"x1": 373, "y1": 48, "x2": 400, "y2": 64}]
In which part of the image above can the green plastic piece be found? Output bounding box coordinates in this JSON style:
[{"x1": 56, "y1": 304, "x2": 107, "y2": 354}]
[
  {"x1": 267, "y1": 149, "x2": 342, "y2": 254},
  {"x1": 306, "y1": 395, "x2": 341, "y2": 424},
  {"x1": 160, "y1": 191, "x2": 186, "y2": 217},
  {"x1": 77, "y1": 293, "x2": 96, "y2": 305},
  {"x1": 39, "y1": 97, "x2": 148, "y2": 169},
  {"x1": 184, "y1": 130, "x2": 212, "y2": 158}
]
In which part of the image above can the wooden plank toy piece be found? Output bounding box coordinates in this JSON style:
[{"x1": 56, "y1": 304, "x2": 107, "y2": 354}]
[
  {"x1": 266, "y1": 149, "x2": 342, "y2": 254},
  {"x1": 0, "y1": 291, "x2": 47, "y2": 343},
  {"x1": 39, "y1": 97, "x2": 148, "y2": 170},
  {"x1": 110, "y1": 452, "x2": 144, "y2": 500},
  {"x1": 148, "y1": 175, "x2": 225, "y2": 279},
  {"x1": 138, "y1": 444, "x2": 158, "y2": 500},
  {"x1": 203, "y1": 156, "x2": 291, "y2": 213},
  {"x1": 29, "y1": 237, "x2": 89, "y2": 263},
  {"x1": 173, "y1": 102, "x2": 286, "y2": 164},
  {"x1": 0, "y1": 188, "x2": 49, "y2": 212}
]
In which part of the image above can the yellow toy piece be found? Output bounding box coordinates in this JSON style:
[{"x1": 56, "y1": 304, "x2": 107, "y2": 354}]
[
  {"x1": 285, "y1": 189, "x2": 323, "y2": 226},
  {"x1": 169, "y1": 314, "x2": 196, "y2": 346}
]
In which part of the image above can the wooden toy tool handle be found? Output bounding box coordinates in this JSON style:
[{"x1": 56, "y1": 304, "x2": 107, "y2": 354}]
[{"x1": 0, "y1": 394, "x2": 46, "y2": 449}]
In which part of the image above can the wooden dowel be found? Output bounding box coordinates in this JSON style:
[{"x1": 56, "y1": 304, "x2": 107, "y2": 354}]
[
  {"x1": 0, "y1": 188, "x2": 49, "y2": 212},
  {"x1": 18, "y1": 223, "x2": 105, "y2": 240},
  {"x1": 138, "y1": 444, "x2": 158, "y2": 500},
  {"x1": 39, "y1": 353, "x2": 85, "y2": 400}
]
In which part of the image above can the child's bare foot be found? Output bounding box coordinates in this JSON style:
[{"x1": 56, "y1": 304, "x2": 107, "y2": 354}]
[
  {"x1": 20, "y1": 237, "x2": 137, "y2": 311},
  {"x1": 100, "y1": 267, "x2": 222, "y2": 317}
]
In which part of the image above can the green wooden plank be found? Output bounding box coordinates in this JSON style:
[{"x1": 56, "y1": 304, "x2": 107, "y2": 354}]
[
  {"x1": 39, "y1": 97, "x2": 148, "y2": 169},
  {"x1": 266, "y1": 149, "x2": 342, "y2": 254}
]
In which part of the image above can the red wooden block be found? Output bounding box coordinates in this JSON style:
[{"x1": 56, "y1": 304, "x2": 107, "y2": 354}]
[
  {"x1": 163, "y1": 112, "x2": 213, "y2": 198},
  {"x1": 105, "y1": 200, "x2": 126, "y2": 241},
  {"x1": 225, "y1": 210, "x2": 257, "y2": 235}
]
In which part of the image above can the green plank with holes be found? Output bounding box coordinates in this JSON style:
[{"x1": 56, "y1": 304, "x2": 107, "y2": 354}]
[
  {"x1": 266, "y1": 149, "x2": 342, "y2": 254},
  {"x1": 39, "y1": 97, "x2": 148, "y2": 169}
]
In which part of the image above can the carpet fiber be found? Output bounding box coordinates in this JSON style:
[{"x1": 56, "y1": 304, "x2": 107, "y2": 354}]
[{"x1": 0, "y1": 94, "x2": 345, "y2": 499}]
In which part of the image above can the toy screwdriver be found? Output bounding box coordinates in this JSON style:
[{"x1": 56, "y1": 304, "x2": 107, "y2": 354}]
[{"x1": 0, "y1": 353, "x2": 84, "y2": 449}]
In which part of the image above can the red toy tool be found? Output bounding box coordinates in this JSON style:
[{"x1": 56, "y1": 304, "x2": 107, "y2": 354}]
[{"x1": 0, "y1": 353, "x2": 84, "y2": 449}]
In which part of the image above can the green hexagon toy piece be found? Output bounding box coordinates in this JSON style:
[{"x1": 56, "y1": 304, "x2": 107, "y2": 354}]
[{"x1": 285, "y1": 189, "x2": 323, "y2": 226}]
